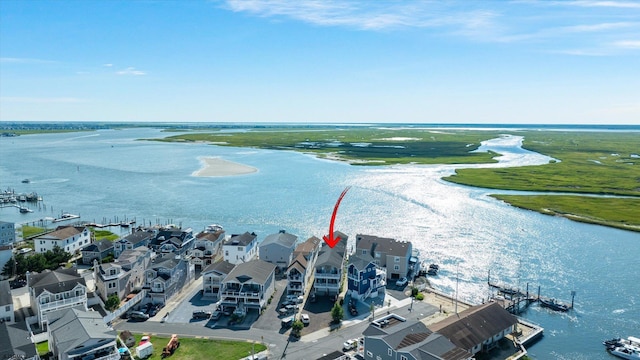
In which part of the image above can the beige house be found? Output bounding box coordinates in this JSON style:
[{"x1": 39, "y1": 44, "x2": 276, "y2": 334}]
[{"x1": 355, "y1": 234, "x2": 412, "y2": 280}]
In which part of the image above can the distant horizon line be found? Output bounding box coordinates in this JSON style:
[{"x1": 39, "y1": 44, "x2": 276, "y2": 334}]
[{"x1": 1, "y1": 120, "x2": 639, "y2": 128}]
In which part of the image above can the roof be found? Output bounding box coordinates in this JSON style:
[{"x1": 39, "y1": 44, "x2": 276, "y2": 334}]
[
  {"x1": 84, "y1": 239, "x2": 113, "y2": 253},
  {"x1": 151, "y1": 255, "x2": 181, "y2": 270},
  {"x1": 37, "y1": 225, "x2": 86, "y2": 240},
  {"x1": 287, "y1": 253, "x2": 308, "y2": 274},
  {"x1": 356, "y1": 234, "x2": 412, "y2": 257},
  {"x1": 224, "y1": 259, "x2": 276, "y2": 285},
  {"x1": 405, "y1": 333, "x2": 472, "y2": 360},
  {"x1": 260, "y1": 231, "x2": 298, "y2": 249},
  {"x1": 28, "y1": 268, "x2": 86, "y2": 297},
  {"x1": 202, "y1": 260, "x2": 236, "y2": 275},
  {"x1": 427, "y1": 302, "x2": 518, "y2": 351},
  {"x1": 121, "y1": 230, "x2": 154, "y2": 245},
  {"x1": 50, "y1": 308, "x2": 116, "y2": 357},
  {"x1": 0, "y1": 320, "x2": 37, "y2": 359},
  {"x1": 225, "y1": 232, "x2": 257, "y2": 247},
  {"x1": 117, "y1": 248, "x2": 149, "y2": 265},
  {"x1": 315, "y1": 247, "x2": 344, "y2": 269},
  {"x1": 293, "y1": 236, "x2": 321, "y2": 257},
  {"x1": 348, "y1": 253, "x2": 375, "y2": 271},
  {"x1": 0, "y1": 280, "x2": 12, "y2": 307},
  {"x1": 196, "y1": 229, "x2": 225, "y2": 242}
]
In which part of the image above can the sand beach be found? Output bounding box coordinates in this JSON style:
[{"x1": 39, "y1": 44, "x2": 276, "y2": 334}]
[{"x1": 193, "y1": 157, "x2": 257, "y2": 177}]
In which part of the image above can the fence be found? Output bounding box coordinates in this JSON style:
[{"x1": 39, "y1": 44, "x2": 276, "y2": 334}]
[{"x1": 103, "y1": 290, "x2": 146, "y2": 324}]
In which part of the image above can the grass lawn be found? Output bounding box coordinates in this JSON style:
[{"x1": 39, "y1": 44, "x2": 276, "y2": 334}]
[
  {"x1": 92, "y1": 229, "x2": 120, "y2": 241},
  {"x1": 130, "y1": 334, "x2": 266, "y2": 360},
  {"x1": 21, "y1": 225, "x2": 47, "y2": 239}
]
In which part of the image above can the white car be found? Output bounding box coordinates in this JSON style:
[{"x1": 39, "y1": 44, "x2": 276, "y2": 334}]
[
  {"x1": 395, "y1": 277, "x2": 408, "y2": 287},
  {"x1": 343, "y1": 339, "x2": 357, "y2": 351},
  {"x1": 300, "y1": 313, "x2": 310, "y2": 325}
]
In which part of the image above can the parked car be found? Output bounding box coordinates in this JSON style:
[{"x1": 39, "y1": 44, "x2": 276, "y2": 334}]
[
  {"x1": 395, "y1": 277, "x2": 408, "y2": 287},
  {"x1": 222, "y1": 307, "x2": 233, "y2": 316},
  {"x1": 211, "y1": 309, "x2": 222, "y2": 320},
  {"x1": 300, "y1": 313, "x2": 310, "y2": 325},
  {"x1": 128, "y1": 311, "x2": 149, "y2": 321},
  {"x1": 192, "y1": 310, "x2": 212, "y2": 320},
  {"x1": 281, "y1": 316, "x2": 294, "y2": 328},
  {"x1": 343, "y1": 339, "x2": 357, "y2": 351}
]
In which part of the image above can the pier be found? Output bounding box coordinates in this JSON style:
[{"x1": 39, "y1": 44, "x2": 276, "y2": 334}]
[{"x1": 488, "y1": 271, "x2": 575, "y2": 314}]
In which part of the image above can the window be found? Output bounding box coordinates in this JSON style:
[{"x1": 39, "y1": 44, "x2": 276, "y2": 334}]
[
  {"x1": 375, "y1": 252, "x2": 380, "y2": 258},
  {"x1": 238, "y1": 246, "x2": 243, "y2": 251},
  {"x1": 5, "y1": 305, "x2": 9, "y2": 311},
  {"x1": 362, "y1": 250, "x2": 367, "y2": 255},
  {"x1": 394, "y1": 257, "x2": 399, "y2": 262},
  {"x1": 388, "y1": 348, "x2": 392, "y2": 356},
  {"x1": 394, "y1": 265, "x2": 399, "y2": 271},
  {"x1": 366, "y1": 352, "x2": 373, "y2": 358},
  {"x1": 225, "y1": 251, "x2": 229, "y2": 256},
  {"x1": 400, "y1": 356, "x2": 407, "y2": 360}
]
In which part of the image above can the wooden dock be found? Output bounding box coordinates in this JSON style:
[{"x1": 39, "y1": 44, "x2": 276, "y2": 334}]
[{"x1": 488, "y1": 271, "x2": 575, "y2": 314}]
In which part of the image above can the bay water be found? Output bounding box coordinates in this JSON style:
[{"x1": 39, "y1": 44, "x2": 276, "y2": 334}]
[{"x1": 1, "y1": 128, "x2": 638, "y2": 359}]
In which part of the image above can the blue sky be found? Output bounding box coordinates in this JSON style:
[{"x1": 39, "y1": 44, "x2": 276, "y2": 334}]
[{"x1": 1, "y1": 0, "x2": 639, "y2": 124}]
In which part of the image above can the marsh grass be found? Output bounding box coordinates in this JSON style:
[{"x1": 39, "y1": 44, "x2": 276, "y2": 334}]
[{"x1": 152, "y1": 128, "x2": 503, "y2": 165}]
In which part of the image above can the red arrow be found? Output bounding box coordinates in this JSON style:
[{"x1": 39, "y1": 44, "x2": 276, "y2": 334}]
[{"x1": 323, "y1": 186, "x2": 351, "y2": 248}]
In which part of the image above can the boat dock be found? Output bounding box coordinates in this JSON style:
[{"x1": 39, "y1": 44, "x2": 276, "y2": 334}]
[{"x1": 488, "y1": 271, "x2": 575, "y2": 314}]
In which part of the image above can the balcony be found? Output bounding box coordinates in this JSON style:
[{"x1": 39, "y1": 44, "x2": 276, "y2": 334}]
[
  {"x1": 39, "y1": 295, "x2": 86, "y2": 312},
  {"x1": 221, "y1": 290, "x2": 261, "y2": 300},
  {"x1": 315, "y1": 272, "x2": 340, "y2": 279},
  {"x1": 288, "y1": 274, "x2": 302, "y2": 281}
]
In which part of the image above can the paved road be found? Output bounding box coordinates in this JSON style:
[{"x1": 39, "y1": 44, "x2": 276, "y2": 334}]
[{"x1": 114, "y1": 298, "x2": 438, "y2": 360}]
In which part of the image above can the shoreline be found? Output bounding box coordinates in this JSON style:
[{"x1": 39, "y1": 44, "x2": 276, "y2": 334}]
[{"x1": 192, "y1": 157, "x2": 257, "y2": 177}]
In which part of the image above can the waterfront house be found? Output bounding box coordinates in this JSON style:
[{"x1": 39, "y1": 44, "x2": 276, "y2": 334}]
[
  {"x1": 223, "y1": 232, "x2": 258, "y2": 265},
  {"x1": 346, "y1": 253, "x2": 386, "y2": 302},
  {"x1": 0, "y1": 245, "x2": 12, "y2": 280},
  {"x1": 48, "y1": 308, "x2": 119, "y2": 360},
  {"x1": 286, "y1": 236, "x2": 321, "y2": 297},
  {"x1": 0, "y1": 280, "x2": 14, "y2": 323},
  {"x1": 27, "y1": 267, "x2": 88, "y2": 329},
  {"x1": 93, "y1": 248, "x2": 151, "y2": 302},
  {"x1": 81, "y1": 239, "x2": 114, "y2": 265},
  {"x1": 144, "y1": 253, "x2": 193, "y2": 305},
  {"x1": 428, "y1": 301, "x2": 518, "y2": 356},
  {"x1": 0, "y1": 221, "x2": 15, "y2": 245},
  {"x1": 148, "y1": 226, "x2": 195, "y2": 255},
  {"x1": 355, "y1": 234, "x2": 412, "y2": 280},
  {"x1": 313, "y1": 234, "x2": 347, "y2": 297},
  {"x1": 34, "y1": 225, "x2": 91, "y2": 254},
  {"x1": 259, "y1": 230, "x2": 298, "y2": 271},
  {"x1": 202, "y1": 260, "x2": 236, "y2": 300},
  {"x1": 362, "y1": 313, "x2": 472, "y2": 360},
  {"x1": 190, "y1": 225, "x2": 225, "y2": 270},
  {"x1": 219, "y1": 259, "x2": 276, "y2": 314},
  {"x1": 113, "y1": 229, "x2": 155, "y2": 258}
]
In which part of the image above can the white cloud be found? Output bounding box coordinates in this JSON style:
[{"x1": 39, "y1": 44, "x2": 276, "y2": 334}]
[
  {"x1": 103, "y1": 63, "x2": 113, "y2": 67},
  {"x1": 116, "y1": 67, "x2": 146, "y2": 76},
  {"x1": 0, "y1": 57, "x2": 55, "y2": 64},
  {"x1": 0, "y1": 97, "x2": 85, "y2": 103},
  {"x1": 612, "y1": 40, "x2": 640, "y2": 48},
  {"x1": 222, "y1": 0, "x2": 498, "y2": 31},
  {"x1": 562, "y1": 1, "x2": 640, "y2": 8}
]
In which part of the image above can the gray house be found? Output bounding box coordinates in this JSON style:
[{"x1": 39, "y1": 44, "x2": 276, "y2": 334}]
[
  {"x1": 81, "y1": 239, "x2": 114, "y2": 264},
  {"x1": 259, "y1": 230, "x2": 298, "y2": 271},
  {"x1": 0, "y1": 280, "x2": 13, "y2": 323},
  {"x1": 48, "y1": 308, "x2": 119, "y2": 360},
  {"x1": 220, "y1": 259, "x2": 276, "y2": 314},
  {"x1": 113, "y1": 229, "x2": 155, "y2": 258},
  {"x1": 363, "y1": 313, "x2": 471, "y2": 360},
  {"x1": 202, "y1": 260, "x2": 236, "y2": 300},
  {"x1": 355, "y1": 234, "x2": 412, "y2": 280}
]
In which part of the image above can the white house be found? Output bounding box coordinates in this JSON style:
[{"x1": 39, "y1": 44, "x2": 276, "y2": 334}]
[
  {"x1": 27, "y1": 268, "x2": 88, "y2": 329},
  {"x1": 191, "y1": 225, "x2": 225, "y2": 270},
  {"x1": 48, "y1": 308, "x2": 119, "y2": 360},
  {"x1": 33, "y1": 225, "x2": 91, "y2": 254},
  {"x1": 223, "y1": 232, "x2": 258, "y2": 265}
]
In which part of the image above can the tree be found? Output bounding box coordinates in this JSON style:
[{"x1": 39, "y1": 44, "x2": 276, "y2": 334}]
[
  {"x1": 1, "y1": 258, "x2": 14, "y2": 277},
  {"x1": 411, "y1": 287, "x2": 419, "y2": 297},
  {"x1": 331, "y1": 302, "x2": 344, "y2": 324},
  {"x1": 105, "y1": 294, "x2": 120, "y2": 312},
  {"x1": 291, "y1": 320, "x2": 304, "y2": 338}
]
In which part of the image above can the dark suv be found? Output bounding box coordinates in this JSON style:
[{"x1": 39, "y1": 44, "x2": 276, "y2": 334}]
[{"x1": 192, "y1": 310, "x2": 212, "y2": 320}]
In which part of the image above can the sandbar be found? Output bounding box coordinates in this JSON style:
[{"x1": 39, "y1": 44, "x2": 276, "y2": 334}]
[{"x1": 193, "y1": 157, "x2": 257, "y2": 177}]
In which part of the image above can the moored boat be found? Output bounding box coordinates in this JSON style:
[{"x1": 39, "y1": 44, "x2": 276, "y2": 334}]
[
  {"x1": 539, "y1": 298, "x2": 571, "y2": 312},
  {"x1": 608, "y1": 338, "x2": 640, "y2": 360}
]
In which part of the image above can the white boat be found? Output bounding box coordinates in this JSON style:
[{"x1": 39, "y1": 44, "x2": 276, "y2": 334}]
[{"x1": 608, "y1": 336, "x2": 640, "y2": 359}]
